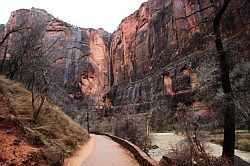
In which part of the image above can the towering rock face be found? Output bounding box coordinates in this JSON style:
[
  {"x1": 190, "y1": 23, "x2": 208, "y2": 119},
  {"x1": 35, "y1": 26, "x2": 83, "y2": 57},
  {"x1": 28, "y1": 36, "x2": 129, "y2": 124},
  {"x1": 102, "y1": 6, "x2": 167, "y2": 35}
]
[
  {"x1": 1, "y1": 1, "x2": 249, "y2": 120},
  {"x1": 110, "y1": 0, "x2": 248, "y2": 85},
  {"x1": 106, "y1": 0, "x2": 250, "y2": 114},
  {"x1": 78, "y1": 28, "x2": 110, "y2": 104},
  {"x1": 2, "y1": 8, "x2": 110, "y2": 111}
]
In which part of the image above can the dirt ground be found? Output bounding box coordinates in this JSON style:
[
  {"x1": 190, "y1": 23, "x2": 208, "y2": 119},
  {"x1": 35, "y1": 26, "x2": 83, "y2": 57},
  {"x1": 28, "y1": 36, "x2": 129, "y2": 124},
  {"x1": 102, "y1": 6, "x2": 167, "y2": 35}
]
[{"x1": 0, "y1": 93, "x2": 44, "y2": 166}]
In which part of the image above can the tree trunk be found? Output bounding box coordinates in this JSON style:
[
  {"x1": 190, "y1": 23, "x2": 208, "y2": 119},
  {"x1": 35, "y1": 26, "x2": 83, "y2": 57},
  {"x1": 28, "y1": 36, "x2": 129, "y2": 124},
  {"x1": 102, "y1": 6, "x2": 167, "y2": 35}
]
[
  {"x1": 212, "y1": 0, "x2": 235, "y2": 163},
  {"x1": 87, "y1": 111, "x2": 90, "y2": 133},
  {"x1": 0, "y1": 46, "x2": 8, "y2": 72}
]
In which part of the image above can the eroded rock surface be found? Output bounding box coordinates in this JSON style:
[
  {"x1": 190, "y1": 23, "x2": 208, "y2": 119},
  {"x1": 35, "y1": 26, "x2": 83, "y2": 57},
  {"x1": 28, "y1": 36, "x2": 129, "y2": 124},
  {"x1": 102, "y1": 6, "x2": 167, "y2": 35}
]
[
  {"x1": 105, "y1": 0, "x2": 250, "y2": 116},
  {"x1": 1, "y1": 1, "x2": 249, "y2": 121},
  {"x1": 2, "y1": 8, "x2": 110, "y2": 113}
]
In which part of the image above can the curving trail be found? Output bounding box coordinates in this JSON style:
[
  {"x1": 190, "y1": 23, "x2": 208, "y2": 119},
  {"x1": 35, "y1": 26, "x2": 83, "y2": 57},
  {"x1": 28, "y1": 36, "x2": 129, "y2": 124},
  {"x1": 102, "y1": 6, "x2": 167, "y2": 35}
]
[{"x1": 81, "y1": 134, "x2": 139, "y2": 166}]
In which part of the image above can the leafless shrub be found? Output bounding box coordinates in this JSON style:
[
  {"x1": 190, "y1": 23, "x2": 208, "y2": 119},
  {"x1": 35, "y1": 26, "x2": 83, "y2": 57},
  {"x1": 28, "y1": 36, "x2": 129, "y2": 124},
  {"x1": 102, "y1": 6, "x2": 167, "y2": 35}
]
[
  {"x1": 0, "y1": 23, "x2": 62, "y2": 121},
  {"x1": 161, "y1": 103, "x2": 232, "y2": 166},
  {"x1": 113, "y1": 114, "x2": 152, "y2": 152},
  {"x1": 195, "y1": 59, "x2": 250, "y2": 130}
]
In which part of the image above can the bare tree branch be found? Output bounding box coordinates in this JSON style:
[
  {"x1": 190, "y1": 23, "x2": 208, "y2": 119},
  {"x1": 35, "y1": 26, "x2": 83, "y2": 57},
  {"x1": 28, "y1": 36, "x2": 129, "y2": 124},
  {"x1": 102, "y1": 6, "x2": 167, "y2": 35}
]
[
  {"x1": 0, "y1": 25, "x2": 27, "y2": 46},
  {"x1": 176, "y1": 5, "x2": 213, "y2": 20}
]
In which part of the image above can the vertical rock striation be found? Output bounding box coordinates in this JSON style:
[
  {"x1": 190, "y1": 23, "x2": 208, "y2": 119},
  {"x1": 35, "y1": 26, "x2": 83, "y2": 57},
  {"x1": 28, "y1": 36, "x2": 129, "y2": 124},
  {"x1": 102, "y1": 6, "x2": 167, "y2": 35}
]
[
  {"x1": 105, "y1": 0, "x2": 250, "y2": 114},
  {"x1": 1, "y1": 0, "x2": 249, "y2": 119},
  {"x1": 1, "y1": 8, "x2": 111, "y2": 113}
]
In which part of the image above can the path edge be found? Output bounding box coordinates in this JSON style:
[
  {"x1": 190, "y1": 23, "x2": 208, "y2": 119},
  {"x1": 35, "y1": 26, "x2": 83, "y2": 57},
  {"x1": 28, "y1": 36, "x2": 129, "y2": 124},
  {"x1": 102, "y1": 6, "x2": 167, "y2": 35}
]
[{"x1": 92, "y1": 132, "x2": 158, "y2": 166}]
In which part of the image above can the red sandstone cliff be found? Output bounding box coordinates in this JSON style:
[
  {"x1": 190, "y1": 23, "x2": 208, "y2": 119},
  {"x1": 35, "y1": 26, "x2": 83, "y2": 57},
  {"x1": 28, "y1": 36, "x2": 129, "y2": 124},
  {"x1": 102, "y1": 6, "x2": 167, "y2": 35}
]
[
  {"x1": 110, "y1": 0, "x2": 249, "y2": 85},
  {"x1": 2, "y1": 8, "x2": 110, "y2": 107},
  {"x1": 105, "y1": 0, "x2": 249, "y2": 114},
  {"x1": 1, "y1": 1, "x2": 249, "y2": 116}
]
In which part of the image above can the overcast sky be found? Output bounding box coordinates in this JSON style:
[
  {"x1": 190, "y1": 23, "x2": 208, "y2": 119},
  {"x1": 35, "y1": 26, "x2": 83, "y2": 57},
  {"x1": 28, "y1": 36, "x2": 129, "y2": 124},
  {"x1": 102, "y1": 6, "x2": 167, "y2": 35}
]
[{"x1": 0, "y1": 0, "x2": 146, "y2": 33}]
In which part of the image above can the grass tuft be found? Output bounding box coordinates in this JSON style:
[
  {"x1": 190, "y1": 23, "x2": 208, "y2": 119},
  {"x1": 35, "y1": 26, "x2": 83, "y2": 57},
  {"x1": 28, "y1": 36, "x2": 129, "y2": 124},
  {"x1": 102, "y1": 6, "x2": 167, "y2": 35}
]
[{"x1": 208, "y1": 130, "x2": 250, "y2": 152}]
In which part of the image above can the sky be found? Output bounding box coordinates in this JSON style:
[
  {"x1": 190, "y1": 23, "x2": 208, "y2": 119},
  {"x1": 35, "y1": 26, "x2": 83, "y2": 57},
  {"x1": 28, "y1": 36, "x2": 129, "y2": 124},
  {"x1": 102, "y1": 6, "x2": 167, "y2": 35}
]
[{"x1": 0, "y1": 0, "x2": 146, "y2": 33}]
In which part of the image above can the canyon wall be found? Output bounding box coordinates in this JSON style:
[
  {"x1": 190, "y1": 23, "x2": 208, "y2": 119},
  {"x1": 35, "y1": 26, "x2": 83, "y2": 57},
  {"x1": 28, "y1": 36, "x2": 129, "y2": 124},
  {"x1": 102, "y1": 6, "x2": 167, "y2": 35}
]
[
  {"x1": 105, "y1": 0, "x2": 250, "y2": 118},
  {"x1": 0, "y1": 1, "x2": 249, "y2": 122},
  {"x1": 2, "y1": 8, "x2": 110, "y2": 112}
]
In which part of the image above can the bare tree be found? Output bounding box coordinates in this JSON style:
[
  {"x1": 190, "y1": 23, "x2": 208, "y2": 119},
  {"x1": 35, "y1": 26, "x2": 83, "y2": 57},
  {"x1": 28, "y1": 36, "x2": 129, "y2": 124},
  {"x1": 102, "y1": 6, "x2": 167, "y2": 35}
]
[
  {"x1": 0, "y1": 23, "x2": 62, "y2": 121},
  {"x1": 172, "y1": 0, "x2": 236, "y2": 162},
  {"x1": 209, "y1": 0, "x2": 235, "y2": 161},
  {"x1": 0, "y1": 24, "x2": 28, "y2": 72},
  {"x1": 0, "y1": 25, "x2": 26, "y2": 47},
  {"x1": 31, "y1": 71, "x2": 46, "y2": 121}
]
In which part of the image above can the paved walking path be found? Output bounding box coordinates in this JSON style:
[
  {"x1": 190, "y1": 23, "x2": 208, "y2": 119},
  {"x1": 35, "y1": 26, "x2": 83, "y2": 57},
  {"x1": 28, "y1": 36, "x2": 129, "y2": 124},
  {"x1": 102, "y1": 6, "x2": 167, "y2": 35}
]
[{"x1": 82, "y1": 134, "x2": 139, "y2": 166}]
